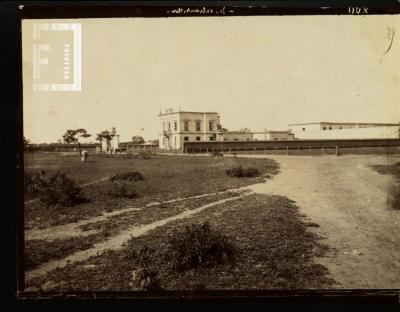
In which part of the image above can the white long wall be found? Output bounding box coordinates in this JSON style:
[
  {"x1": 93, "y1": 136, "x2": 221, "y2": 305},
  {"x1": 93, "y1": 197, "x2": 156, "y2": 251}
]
[{"x1": 291, "y1": 126, "x2": 400, "y2": 140}]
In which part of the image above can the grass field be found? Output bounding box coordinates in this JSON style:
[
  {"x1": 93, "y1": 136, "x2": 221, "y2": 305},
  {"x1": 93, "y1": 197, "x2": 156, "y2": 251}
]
[
  {"x1": 23, "y1": 152, "x2": 335, "y2": 291},
  {"x1": 26, "y1": 194, "x2": 334, "y2": 291},
  {"x1": 24, "y1": 153, "x2": 278, "y2": 229}
]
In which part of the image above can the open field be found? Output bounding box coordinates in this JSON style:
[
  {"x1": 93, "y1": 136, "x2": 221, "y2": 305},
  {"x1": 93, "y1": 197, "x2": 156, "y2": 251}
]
[
  {"x1": 24, "y1": 153, "x2": 277, "y2": 229},
  {"x1": 23, "y1": 152, "x2": 400, "y2": 291},
  {"x1": 26, "y1": 194, "x2": 334, "y2": 291}
]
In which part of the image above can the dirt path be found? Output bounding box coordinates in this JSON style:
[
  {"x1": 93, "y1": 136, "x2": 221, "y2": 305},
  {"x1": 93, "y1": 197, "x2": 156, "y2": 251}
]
[
  {"x1": 240, "y1": 154, "x2": 400, "y2": 289},
  {"x1": 25, "y1": 190, "x2": 236, "y2": 241},
  {"x1": 25, "y1": 194, "x2": 244, "y2": 282}
]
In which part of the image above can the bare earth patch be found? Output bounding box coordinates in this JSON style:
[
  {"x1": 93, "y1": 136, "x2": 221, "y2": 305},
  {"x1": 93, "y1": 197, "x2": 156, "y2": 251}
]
[{"x1": 238, "y1": 154, "x2": 400, "y2": 288}]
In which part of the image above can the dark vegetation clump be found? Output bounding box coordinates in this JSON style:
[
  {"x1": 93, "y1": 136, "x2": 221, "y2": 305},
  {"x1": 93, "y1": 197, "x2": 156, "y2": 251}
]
[
  {"x1": 25, "y1": 170, "x2": 87, "y2": 208},
  {"x1": 138, "y1": 151, "x2": 153, "y2": 159},
  {"x1": 211, "y1": 151, "x2": 224, "y2": 157},
  {"x1": 24, "y1": 170, "x2": 47, "y2": 199},
  {"x1": 106, "y1": 181, "x2": 137, "y2": 199},
  {"x1": 371, "y1": 163, "x2": 400, "y2": 210},
  {"x1": 110, "y1": 171, "x2": 144, "y2": 182},
  {"x1": 226, "y1": 165, "x2": 260, "y2": 178},
  {"x1": 165, "y1": 221, "x2": 236, "y2": 272},
  {"x1": 387, "y1": 183, "x2": 400, "y2": 210}
]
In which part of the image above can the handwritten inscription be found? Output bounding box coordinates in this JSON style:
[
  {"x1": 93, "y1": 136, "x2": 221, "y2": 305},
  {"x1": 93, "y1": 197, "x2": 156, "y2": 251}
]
[
  {"x1": 348, "y1": 7, "x2": 369, "y2": 14},
  {"x1": 167, "y1": 6, "x2": 228, "y2": 15}
]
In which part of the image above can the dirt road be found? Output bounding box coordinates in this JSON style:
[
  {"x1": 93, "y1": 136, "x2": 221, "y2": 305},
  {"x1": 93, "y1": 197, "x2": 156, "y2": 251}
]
[{"x1": 241, "y1": 154, "x2": 400, "y2": 289}]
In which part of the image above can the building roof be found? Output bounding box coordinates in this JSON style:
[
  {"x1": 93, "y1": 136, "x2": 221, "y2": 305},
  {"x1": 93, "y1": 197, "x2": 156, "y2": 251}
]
[
  {"x1": 159, "y1": 111, "x2": 219, "y2": 116},
  {"x1": 288, "y1": 122, "x2": 399, "y2": 126}
]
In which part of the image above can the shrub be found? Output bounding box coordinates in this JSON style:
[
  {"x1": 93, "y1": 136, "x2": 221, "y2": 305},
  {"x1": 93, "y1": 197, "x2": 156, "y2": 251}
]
[
  {"x1": 165, "y1": 221, "x2": 236, "y2": 271},
  {"x1": 30, "y1": 171, "x2": 87, "y2": 208},
  {"x1": 110, "y1": 171, "x2": 144, "y2": 182},
  {"x1": 106, "y1": 181, "x2": 137, "y2": 199},
  {"x1": 226, "y1": 165, "x2": 260, "y2": 178},
  {"x1": 24, "y1": 170, "x2": 47, "y2": 198}
]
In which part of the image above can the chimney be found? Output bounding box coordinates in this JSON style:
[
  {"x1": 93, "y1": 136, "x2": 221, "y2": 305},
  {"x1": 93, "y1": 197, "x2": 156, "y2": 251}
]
[{"x1": 112, "y1": 127, "x2": 116, "y2": 134}]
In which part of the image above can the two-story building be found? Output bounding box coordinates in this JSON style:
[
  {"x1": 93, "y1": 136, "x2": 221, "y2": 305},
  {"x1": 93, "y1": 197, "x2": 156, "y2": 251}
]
[{"x1": 159, "y1": 111, "x2": 221, "y2": 150}]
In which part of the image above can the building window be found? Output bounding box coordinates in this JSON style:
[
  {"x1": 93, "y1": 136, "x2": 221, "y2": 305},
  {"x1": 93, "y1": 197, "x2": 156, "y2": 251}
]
[
  {"x1": 322, "y1": 127, "x2": 326, "y2": 130},
  {"x1": 174, "y1": 121, "x2": 177, "y2": 131},
  {"x1": 168, "y1": 122, "x2": 171, "y2": 131},
  {"x1": 209, "y1": 121, "x2": 214, "y2": 131},
  {"x1": 209, "y1": 136, "x2": 215, "y2": 141},
  {"x1": 163, "y1": 122, "x2": 165, "y2": 131},
  {"x1": 184, "y1": 136, "x2": 189, "y2": 141},
  {"x1": 234, "y1": 138, "x2": 238, "y2": 141},
  {"x1": 184, "y1": 121, "x2": 189, "y2": 131},
  {"x1": 224, "y1": 138, "x2": 228, "y2": 141},
  {"x1": 174, "y1": 137, "x2": 176, "y2": 147},
  {"x1": 302, "y1": 128, "x2": 305, "y2": 131},
  {"x1": 339, "y1": 127, "x2": 342, "y2": 129},
  {"x1": 196, "y1": 136, "x2": 201, "y2": 141},
  {"x1": 329, "y1": 127, "x2": 332, "y2": 130},
  {"x1": 196, "y1": 121, "x2": 201, "y2": 132}
]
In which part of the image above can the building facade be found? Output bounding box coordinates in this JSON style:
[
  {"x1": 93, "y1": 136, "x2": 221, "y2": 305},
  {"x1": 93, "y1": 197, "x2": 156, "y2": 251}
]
[
  {"x1": 289, "y1": 122, "x2": 400, "y2": 140},
  {"x1": 253, "y1": 131, "x2": 294, "y2": 141},
  {"x1": 159, "y1": 111, "x2": 222, "y2": 150}
]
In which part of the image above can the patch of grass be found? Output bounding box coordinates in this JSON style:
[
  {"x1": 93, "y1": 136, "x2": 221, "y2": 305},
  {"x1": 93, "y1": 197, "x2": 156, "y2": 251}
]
[
  {"x1": 226, "y1": 165, "x2": 260, "y2": 178},
  {"x1": 27, "y1": 194, "x2": 334, "y2": 291},
  {"x1": 371, "y1": 162, "x2": 400, "y2": 179},
  {"x1": 25, "y1": 192, "x2": 241, "y2": 270},
  {"x1": 24, "y1": 154, "x2": 278, "y2": 229},
  {"x1": 371, "y1": 162, "x2": 400, "y2": 210},
  {"x1": 166, "y1": 221, "x2": 235, "y2": 271},
  {"x1": 110, "y1": 171, "x2": 144, "y2": 182},
  {"x1": 26, "y1": 171, "x2": 87, "y2": 208},
  {"x1": 25, "y1": 236, "x2": 96, "y2": 270},
  {"x1": 106, "y1": 181, "x2": 137, "y2": 199},
  {"x1": 387, "y1": 183, "x2": 400, "y2": 210}
]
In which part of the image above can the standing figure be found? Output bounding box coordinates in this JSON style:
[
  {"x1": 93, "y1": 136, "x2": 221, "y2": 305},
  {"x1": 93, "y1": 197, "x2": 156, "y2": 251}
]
[{"x1": 81, "y1": 150, "x2": 89, "y2": 162}]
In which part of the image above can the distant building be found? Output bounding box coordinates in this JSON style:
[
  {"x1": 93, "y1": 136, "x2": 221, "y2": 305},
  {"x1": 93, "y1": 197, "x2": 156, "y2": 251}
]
[
  {"x1": 289, "y1": 122, "x2": 400, "y2": 140},
  {"x1": 253, "y1": 130, "x2": 294, "y2": 141},
  {"x1": 218, "y1": 131, "x2": 254, "y2": 142}
]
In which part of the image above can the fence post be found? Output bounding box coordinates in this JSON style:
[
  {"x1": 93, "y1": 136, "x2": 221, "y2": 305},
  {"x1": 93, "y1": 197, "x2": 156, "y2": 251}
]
[
  {"x1": 229, "y1": 147, "x2": 231, "y2": 153},
  {"x1": 254, "y1": 147, "x2": 256, "y2": 154},
  {"x1": 286, "y1": 146, "x2": 289, "y2": 155},
  {"x1": 206, "y1": 148, "x2": 208, "y2": 153},
  {"x1": 336, "y1": 146, "x2": 339, "y2": 155}
]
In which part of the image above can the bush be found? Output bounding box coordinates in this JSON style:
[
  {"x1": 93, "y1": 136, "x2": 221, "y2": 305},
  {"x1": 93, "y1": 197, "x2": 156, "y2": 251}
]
[
  {"x1": 226, "y1": 165, "x2": 260, "y2": 178},
  {"x1": 106, "y1": 181, "x2": 137, "y2": 199},
  {"x1": 165, "y1": 221, "x2": 236, "y2": 271},
  {"x1": 24, "y1": 170, "x2": 47, "y2": 198},
  {"x1": 28, "y1": 171, "x2": 87, "y2": 208},
  {"x1": 110, "y1": 171, "x2": 144, "y2": 182}
]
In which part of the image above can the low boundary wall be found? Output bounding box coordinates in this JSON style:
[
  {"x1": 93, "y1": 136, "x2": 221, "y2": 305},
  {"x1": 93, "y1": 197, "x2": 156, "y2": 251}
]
[{"x1": 183, "y1": 139, "x2": 400, "y2": 154}]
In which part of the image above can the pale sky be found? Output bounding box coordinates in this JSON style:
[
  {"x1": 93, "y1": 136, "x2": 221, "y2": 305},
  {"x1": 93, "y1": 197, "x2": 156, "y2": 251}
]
[{"x1": 22, "y1": 15, "x2": 400, "y2": 143}]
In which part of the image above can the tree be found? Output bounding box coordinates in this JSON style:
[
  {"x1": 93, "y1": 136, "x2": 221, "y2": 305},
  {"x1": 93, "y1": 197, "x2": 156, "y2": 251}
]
[
  {"x1": 132, "y1": 136, "x2": 145, "y2": 144},
  {"x1": 62, "y1": 129, "x2": 91, "y2": 155},
  {"x1": 97, "y1": 130, "x2": 115, "y2": 152}
]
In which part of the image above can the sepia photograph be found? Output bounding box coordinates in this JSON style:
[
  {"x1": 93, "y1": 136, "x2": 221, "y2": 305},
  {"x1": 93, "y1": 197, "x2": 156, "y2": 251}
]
[{"x1": 19, "y1": 6, "x2": 400, "y2": 296}]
